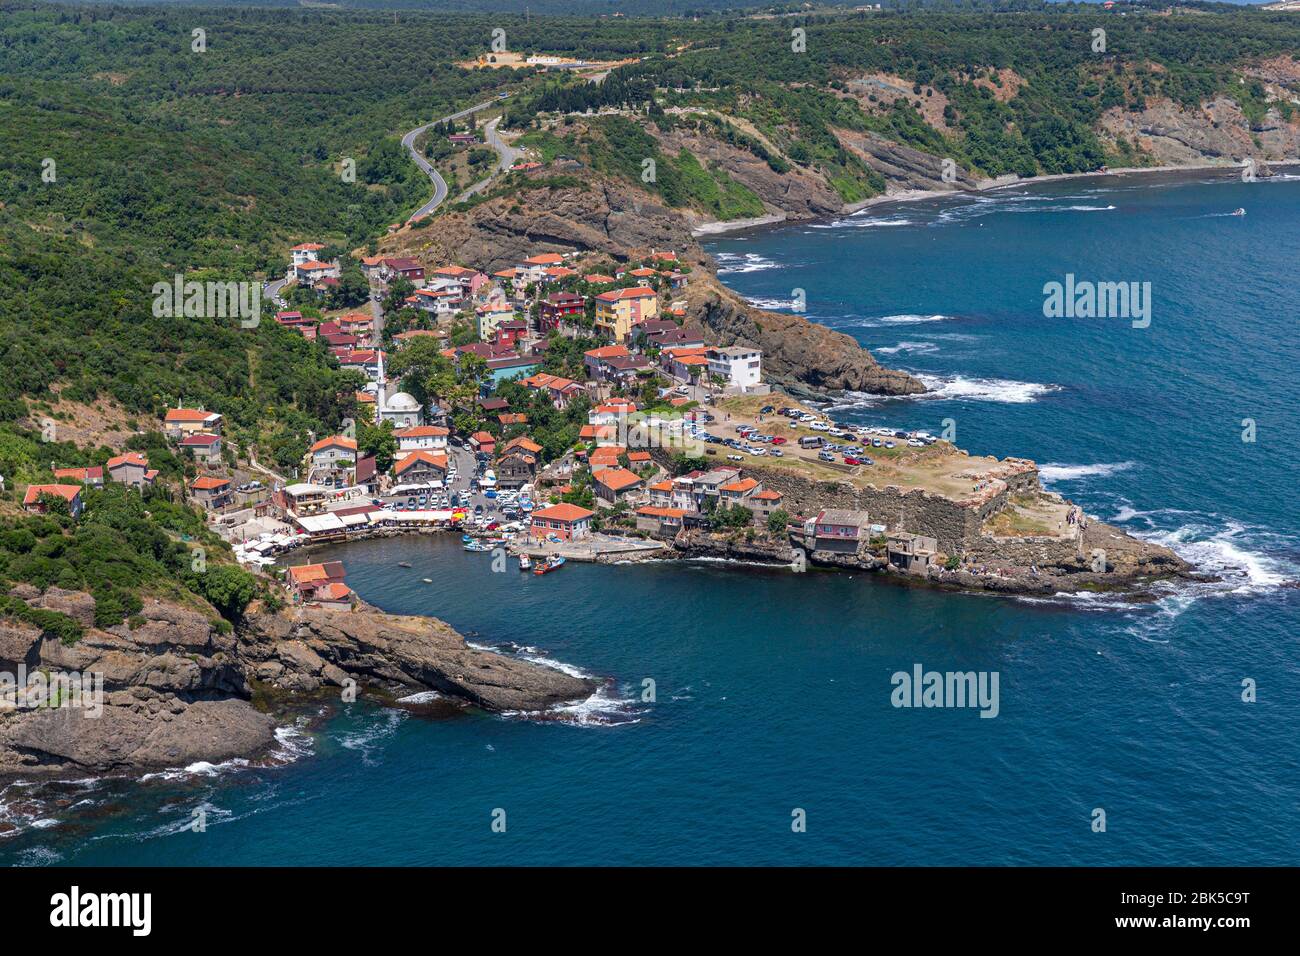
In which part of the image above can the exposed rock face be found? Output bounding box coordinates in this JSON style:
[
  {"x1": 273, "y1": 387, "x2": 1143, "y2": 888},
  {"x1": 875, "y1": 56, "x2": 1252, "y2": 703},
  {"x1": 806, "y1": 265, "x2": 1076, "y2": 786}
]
[
  {"x1": 0, "y1": 596, "x2": 272, "y2": 775},
  {"x1": 684, "y1": 279, "x2": 926, "y2": 397},
  {"x1": 238, "y1": 605, "x2": 595, "y2": 712},
  {"x1": 650, "y1": 122, "x2": 847, "y2": 221},
  {"x1": 1097, "y1": 96, "x2": 1300, "y2": 167},
  {"x1": 835, "y1": 128, "x2": 983, "y2": 193},
  {"x1": 1, "y1": 592, "x2": 594, "y2": 776},
  {"x1": 392, "y1": 175, "x2": 696, "y2": 275}
]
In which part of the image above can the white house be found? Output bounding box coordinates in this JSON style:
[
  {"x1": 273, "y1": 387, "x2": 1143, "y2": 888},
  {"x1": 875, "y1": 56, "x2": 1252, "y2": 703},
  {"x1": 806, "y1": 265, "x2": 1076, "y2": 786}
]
[
  {"x1": 290, "y1": 242, "x2": 326, "y2": 268},
  {"x1": 707, "y1": 346, "x2": 763, "y2": 390},
  {"x1": 394, "y1": 425, "x2": 450, "y2": 453}
]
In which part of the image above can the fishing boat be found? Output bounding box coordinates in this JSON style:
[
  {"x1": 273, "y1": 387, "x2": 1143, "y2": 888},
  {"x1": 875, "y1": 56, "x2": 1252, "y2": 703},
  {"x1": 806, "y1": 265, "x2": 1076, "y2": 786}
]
[
  {"x1": 533, "y1": 555, "x2": 566, "y2": 576},
  {"x1": 463, "y1": 541, "x2": 492, "y2": 553},
  {"x1": 518, "y1": 553, "x2": 532, "y2": 571}
]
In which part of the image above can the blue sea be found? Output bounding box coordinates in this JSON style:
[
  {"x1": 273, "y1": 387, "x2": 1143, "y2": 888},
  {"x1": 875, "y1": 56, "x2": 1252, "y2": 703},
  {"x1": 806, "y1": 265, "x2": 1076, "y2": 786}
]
[{"x1": 5, "y1": 170, "x2": 1298, "y2": 866}]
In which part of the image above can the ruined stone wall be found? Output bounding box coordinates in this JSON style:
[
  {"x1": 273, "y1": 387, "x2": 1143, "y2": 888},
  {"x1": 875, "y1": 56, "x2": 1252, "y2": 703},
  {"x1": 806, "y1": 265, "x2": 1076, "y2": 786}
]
[{"x1": 743, "y1": 466, "x2": 985, "y2": 554}]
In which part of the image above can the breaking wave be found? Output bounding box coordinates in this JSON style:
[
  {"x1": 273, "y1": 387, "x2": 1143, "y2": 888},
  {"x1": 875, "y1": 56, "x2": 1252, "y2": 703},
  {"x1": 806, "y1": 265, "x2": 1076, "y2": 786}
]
[
  {"x1": 1039, "y1": 461, "x2": 1137, "y2": 484},
  {"x1": 714, "y1": 252, "x2": 778, "y2": 275}
]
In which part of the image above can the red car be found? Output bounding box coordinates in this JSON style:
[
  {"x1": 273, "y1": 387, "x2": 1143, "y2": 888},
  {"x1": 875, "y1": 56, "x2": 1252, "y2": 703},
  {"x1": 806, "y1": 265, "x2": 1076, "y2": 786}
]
[
  {"x1": 771, "y1": 436, "x2": 787, "y2": 445},
  {"x1": 843, "y1": 456, "x2": 862, "y2": 465}
]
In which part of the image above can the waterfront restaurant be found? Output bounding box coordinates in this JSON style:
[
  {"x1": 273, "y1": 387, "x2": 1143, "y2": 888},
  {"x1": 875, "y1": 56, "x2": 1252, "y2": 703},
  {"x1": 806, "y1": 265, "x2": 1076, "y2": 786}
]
[{"x1": 529, "y1": 503, "x2": 595, "y2": 542}]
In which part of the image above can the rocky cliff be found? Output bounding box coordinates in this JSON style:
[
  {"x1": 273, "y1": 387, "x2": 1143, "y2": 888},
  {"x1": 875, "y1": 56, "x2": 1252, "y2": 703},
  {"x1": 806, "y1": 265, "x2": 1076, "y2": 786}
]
[
  {"x1": 0, "y1": 589, "x2": 594, "y2": 776},
  {"x1": 239, "y1": 604, "x2": 594, "y2": 712},
  {"x1": 683, "y1": 278, "x2": 926, "y2": 397}
]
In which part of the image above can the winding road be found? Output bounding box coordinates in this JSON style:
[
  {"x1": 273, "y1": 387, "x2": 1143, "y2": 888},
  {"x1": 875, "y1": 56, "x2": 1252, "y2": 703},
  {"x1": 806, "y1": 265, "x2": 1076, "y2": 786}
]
[{"x1": 401, "y1": 99, "x2": 499, "y2": 222}]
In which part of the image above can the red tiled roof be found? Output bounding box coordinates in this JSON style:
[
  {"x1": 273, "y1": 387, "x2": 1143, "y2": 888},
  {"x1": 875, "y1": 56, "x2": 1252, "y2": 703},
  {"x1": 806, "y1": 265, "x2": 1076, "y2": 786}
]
[
  {"x1": 393, "y1": 450, "x2": 448, "y2": 475},
  {"x1": 309, "y1": 436, "x2": 357, "y2": 454},
  {"x1": 106, "y1": 452, "x2": 149, "y2": 469},
  {"x1": 531, "y1": 503, "x2": 594, "y2": 523},
  {"x1": 23, "y1": 484, "x2": 81, "y2": 506},
  {"x1": 596, "y1": 286, "x2": 657, "y2": 302},
  {"x1": 165, "y1": 408, "x2": 219, "y2": 423},
  {"x1": 596, "y1": 467, "x2": 642, "y2": 492}
]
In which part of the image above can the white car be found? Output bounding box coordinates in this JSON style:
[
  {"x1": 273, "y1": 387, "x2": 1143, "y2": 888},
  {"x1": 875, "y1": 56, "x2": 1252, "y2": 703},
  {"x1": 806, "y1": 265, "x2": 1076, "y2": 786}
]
[{"x1": 811, "y1": 422, "x2": 830, "y2": 432}]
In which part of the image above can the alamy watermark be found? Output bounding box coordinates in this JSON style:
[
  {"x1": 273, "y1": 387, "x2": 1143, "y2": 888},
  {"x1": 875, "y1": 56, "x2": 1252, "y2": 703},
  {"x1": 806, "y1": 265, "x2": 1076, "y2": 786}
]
[
  {"x1": 152, "y1": 274, "x2": 260, "y2": 327},
  {"x1": 890, "y1": 664, "x2": 999, "y2": 718},
  {"x1": 1042, "y1": 273, "x2": 1151, "y2": 328},
  {"x1": 617, "y1": 410, "x2": 704, "y2": 456},
  {"x1": 1, "y1": 665, "x2": 104, "y2": 717}
]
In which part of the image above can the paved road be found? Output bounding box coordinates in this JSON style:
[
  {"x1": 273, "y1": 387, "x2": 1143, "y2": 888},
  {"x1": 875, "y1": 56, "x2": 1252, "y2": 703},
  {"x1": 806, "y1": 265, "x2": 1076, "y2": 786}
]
[
  {"x1": 455, "y1": 115, "x2": 526, "y2": 203},
  {"x1": 401, "y1": 100, "x2": 498, "y2": 222},
  {"x1": 262, "y1": 275, "x2": 288, "y2": 309}
]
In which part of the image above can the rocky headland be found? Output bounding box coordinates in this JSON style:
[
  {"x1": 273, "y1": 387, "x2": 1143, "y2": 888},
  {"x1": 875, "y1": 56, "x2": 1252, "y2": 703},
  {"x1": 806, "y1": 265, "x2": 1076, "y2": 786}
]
[{"x1": 0, "y1": 588, "x2": 593, "y2": 777}]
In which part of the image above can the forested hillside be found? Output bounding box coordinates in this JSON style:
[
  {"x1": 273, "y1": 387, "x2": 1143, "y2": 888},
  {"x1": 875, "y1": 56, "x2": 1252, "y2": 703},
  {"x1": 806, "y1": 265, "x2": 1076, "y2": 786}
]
[{"x1": 2, "y1": 1, "x2": 1298, "y2": 451}]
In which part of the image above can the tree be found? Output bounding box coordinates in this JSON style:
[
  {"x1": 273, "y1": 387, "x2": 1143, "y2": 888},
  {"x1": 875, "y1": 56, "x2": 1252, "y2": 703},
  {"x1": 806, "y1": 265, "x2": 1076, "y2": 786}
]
[
  {"x1": 358, "y1": 420, "x2": 398, "y2": 473},
  {"x1": 194, "y1": 564, "x2": 258, "y2": 622},
  {"x1": 767, "y1": 508, "x2": 789, "y2": 535}
]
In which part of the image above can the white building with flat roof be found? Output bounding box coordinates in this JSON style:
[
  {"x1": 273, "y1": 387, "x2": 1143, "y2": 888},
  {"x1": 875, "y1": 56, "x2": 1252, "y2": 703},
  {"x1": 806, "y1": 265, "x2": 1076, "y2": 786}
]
[{"x1": 707, "y1": 346, "x2": 763, "y2": 390}]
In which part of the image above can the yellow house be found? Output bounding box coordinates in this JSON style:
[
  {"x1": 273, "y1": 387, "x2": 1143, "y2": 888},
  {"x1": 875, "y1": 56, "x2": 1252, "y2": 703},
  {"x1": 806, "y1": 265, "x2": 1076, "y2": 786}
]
[{"x1": 594, "y1": 286, "x2": 659, "y2": 341}]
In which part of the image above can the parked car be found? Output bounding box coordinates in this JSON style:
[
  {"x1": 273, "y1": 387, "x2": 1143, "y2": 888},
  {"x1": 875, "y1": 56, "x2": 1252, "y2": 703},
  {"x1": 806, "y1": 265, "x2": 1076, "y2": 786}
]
[
  {"x1": 818, "y1": 450, "x2": 835, "y2": 462},
  {"x1": 771, "y1": 436, "x2": 787, "y2": 445}
]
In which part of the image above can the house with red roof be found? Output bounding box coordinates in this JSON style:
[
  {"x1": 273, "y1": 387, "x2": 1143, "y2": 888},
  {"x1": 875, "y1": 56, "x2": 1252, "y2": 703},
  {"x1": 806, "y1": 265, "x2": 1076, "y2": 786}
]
[
  {"x1": 391, "y1": 450, "x2": 449, "y2": 487},
  {"x1": 163, "y1": 406, "x2": 223, "y2": 440},
  {"x1": 22, "y1": 484, "x2": 84, "y2": 518},
  {"x1": 307, "y1": 436, "x2": 357, "y2": 487},
  {"x1": 529, "y1": 503, "x2": 594, "y2": 541},
  {"x1": 289, "y1": 242, "x2": 326, "y2": 268},
  {"x1": 286, "y1": 560, "x2": 347, "y2": 603},
  {"x1": 517, "y1": 252, "x2": 566, "y2": 285},
  {"x1": 540, "y1": 291, "x2": 586, "y2": 331},
  {"x1": 189, "y1": 475, "x2": 232, "y2": 510},
  {"x1": 594, "y1": 467, "x2": 644, "y2": 505},
  {"x1": 635, "y1": 505, "x2": 687, "y2": 537},
  {"x1": 179, "y1": 433, "x2": 223, "y2": 465},
  {"x1": 747, "y1": 488, "x2": 785, "y2": 525},
  {"x1": 382, "y1": 257, "x2": 425, "y2": 287},
  {"x1": 468, "y1": 431, "x2": 496, "y2": 456},
  {"x1": 594, "y1": 286, "x2": 659, "y2": 341},
  {"x1": 51, "y1": 465, "x2": 104, "y2": 489},
  {"x1": 106, "y1": 452, "x2": 157, "y2": 490}
]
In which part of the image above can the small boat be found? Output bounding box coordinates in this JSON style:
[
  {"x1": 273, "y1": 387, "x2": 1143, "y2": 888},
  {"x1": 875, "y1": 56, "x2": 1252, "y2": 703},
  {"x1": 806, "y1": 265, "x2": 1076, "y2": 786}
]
[
  {"x1": 422, "y1": 578, "x2": 433, "y2": 584},
  {"x1": 518, "y1": 554, "x2": 532, "y2": 571},
  {"x1": 461, "y1": 534, "x2": 474, "y2": 544},
  {"x1": 533, "y1": 555, "x2": 566, "y2": 576},
  {"x1": 463, "y1": 541, "x2": 492, "y2": 553},
  {"x1": 1231, "y1": 207, "x2": 1246, "y2": 216},
  {"x1": 398, "y1": 562, "x2": 412, "y2": 568}
]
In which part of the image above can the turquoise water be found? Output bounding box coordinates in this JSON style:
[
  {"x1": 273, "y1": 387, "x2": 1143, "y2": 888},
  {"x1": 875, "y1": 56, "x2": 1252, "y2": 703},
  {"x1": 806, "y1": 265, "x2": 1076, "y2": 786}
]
[{"x1": 4, "y1": 170, "x2": 1298, "y2": 865}]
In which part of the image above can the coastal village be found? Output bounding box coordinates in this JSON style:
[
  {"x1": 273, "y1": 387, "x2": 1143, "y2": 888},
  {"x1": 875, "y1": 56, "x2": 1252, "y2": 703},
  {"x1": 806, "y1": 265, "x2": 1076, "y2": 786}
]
[{"x1": 15, "y1": 223, "x2": 1158, "y2": 608}]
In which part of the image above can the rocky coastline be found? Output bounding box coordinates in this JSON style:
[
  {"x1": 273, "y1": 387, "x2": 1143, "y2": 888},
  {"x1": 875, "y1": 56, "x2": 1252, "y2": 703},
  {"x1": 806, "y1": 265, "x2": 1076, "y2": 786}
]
[{"x1": 0, "y1": 589, "x2": 594, "y2": 779}]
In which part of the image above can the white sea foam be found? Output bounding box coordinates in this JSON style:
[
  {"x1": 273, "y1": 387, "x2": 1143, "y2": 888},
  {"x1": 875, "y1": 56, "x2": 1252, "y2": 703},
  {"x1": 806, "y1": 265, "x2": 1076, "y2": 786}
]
[
  {"x1": 1039, "y1": 461, "x2": 1136, "y2": 484},
  {"x1": 875, "y1": 340, "x2": 939, "y2": 356},
  {"x1": 745, "y1": 295, "x2": 795, "y2": 311},
  {"x1": 913, "y1": 372, "x2": 1062, "y2": 403},
  {"x1": 811, "y1": 216, "x2": 914, "y2": 230},
  {"x1": 876, "y1": 313, "x2": 949, "y2": 324},
  {"x1": 714, "y1": 252, "x2": 778, "y2": 275}
]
